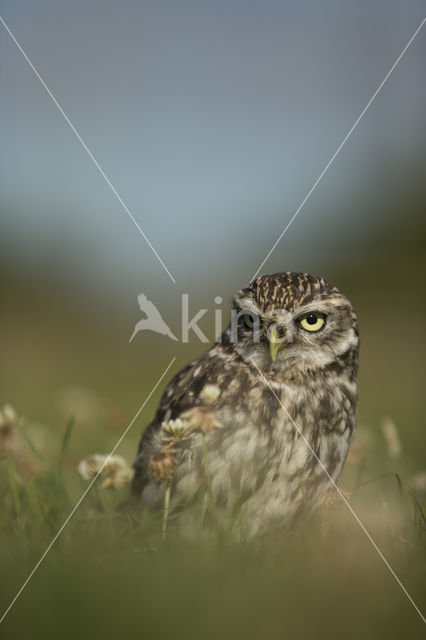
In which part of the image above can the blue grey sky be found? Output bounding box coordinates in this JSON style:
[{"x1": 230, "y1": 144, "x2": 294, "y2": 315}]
[{"x1": 1, "y1": 1, "x2": 425, "y2": 307}]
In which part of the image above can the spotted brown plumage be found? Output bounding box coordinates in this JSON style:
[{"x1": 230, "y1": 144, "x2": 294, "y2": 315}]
[{"x1": 132, "y1": 272, "x2": 359, "y2": 538}]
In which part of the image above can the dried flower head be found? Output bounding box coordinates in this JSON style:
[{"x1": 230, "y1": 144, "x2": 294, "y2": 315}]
[
  {"x1": 199, "y1": 384, "x2": 221, "y2": 405},
  {"x1": 180, "y1": 406, "x2": 222, "y2": 436},
  {"x1": 77, "y1": 453, "x2": 133, "y2": 489},
  {"x1": 101, "y1": 467, "x2": 133, "y2": 489},
  {"x1": 147, "y1": 450, "x2": 178, "y2": 482}
]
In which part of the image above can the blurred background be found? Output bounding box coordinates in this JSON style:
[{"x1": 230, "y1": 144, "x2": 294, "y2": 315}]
[
  {"x1": 1, "y1": 0, "x2": 425, "y2": 458},
  {"x1": 0, "y1": 1, "x2": 425, "y2": 638}
]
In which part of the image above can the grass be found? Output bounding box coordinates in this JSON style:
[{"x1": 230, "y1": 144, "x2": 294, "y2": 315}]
[
  {"x1": 0, "y1": 402, "x2": 425, "y2": 640},
  {"x1": 1, "y1": 238, "x2": 425, "y2": 638}
]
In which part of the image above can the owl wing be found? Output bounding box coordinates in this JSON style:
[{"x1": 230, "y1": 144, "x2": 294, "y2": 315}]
[{"x1": 131, "y1": 348, "x2": 231, "y2": 497}]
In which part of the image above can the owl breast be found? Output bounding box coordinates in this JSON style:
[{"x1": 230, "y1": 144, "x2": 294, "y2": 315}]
[{"x1": 141, "y1": 368, "x2": 356, "y2": 539}]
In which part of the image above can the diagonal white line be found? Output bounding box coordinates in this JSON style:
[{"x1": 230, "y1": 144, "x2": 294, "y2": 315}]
[
  {"x1": 250, "y1": 17, "x2": 426, "y2": 283},
  {"x1": 0, "y1": 15, "x2": 176, "y2": 285},
  {"x1": 0, "y1": 356, "x2": 176, "y2": 625},
  {"x1": 250, "y1": 359, "x2": 426, "y2": 624}
]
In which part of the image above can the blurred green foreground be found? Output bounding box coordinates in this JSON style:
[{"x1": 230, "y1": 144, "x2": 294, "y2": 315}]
[{"x1": 0, "y1": 214, "x2": 425, "y2": 639}]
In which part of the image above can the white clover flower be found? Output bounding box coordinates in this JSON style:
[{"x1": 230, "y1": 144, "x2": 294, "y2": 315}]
[
  {"x1": 77, "y1": 453, "x2": 133, "y2": 489},
  {"x1": 161, "y1": 418, "x2": 187, "y2": 434},
  {"x1": 180, "y1": 406, "x2": 222, "y2": 435},
  {"x1": 161, "y1": 418, "x2": 193, "y2": 449},
  {"x1": 77, "y1": 454, "x2": 106, "y2": 479},
  {"x1": 199, "y1": 384, "x2": 221, "y2": 405}
]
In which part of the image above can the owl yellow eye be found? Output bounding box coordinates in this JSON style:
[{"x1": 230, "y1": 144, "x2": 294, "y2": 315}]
[{"x1": 299, "y1": 312, "x2": 326, "y2": 332}]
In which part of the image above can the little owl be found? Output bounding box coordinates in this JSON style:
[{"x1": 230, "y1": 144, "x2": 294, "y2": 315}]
[{"x1": 132, "y1": 272, "x2": 359, "y2": 538}]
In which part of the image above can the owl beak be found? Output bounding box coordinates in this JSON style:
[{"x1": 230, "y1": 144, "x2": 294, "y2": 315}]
[{"x1": 269, "y1": 326, "x2": 287, "y2": 362}]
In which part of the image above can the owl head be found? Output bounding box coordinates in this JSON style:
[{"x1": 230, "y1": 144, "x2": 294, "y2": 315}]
[{"x1": 223, "y1": 272, "x2": 359, "y2": 375}]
